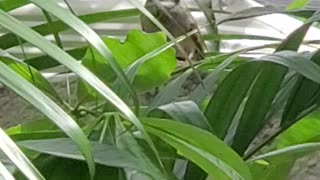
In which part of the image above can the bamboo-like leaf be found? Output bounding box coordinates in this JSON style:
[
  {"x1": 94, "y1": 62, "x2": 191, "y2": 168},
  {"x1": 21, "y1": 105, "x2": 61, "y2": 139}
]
[
  {"x1": 0, "y1": 128, "x2": 44, "y2": 179},
  {"x1": 0, "y1": 5, "x2": 160, "y2": 169},
  {"x1": 144, "y1": 69, "x2": 193, "y2": 115},
  {"x1": 230, "y1": 17, "x2": 312, "y2": 155},
  {"x1": 0, "y1": 160, "x2": 14, "y2": 180},
  {"x1": 154, "y1": 101, "x2": 214, "y2": 133},
  {"x1": 0, "y1": 50, "x2": 61, "y2": 102},
  {"x1": 203, "y1": 34, "x2": 282, "y2": 41},
  {"x1": 0, "y1": 57, "x2": 95, "y2": 178},
  {"x1": 204, "y1": 62, "x2": 263, "y2": 139},
  {"x1": 18, "y1": 138, "x2": 152, "y2": 174},
  {"x1": 250, "y1": 143, "x2": 320, "y2": 162},
  {"x1": 190, "y1": 53, "x2": 241, "y2": 105},
  {"x1": 29, "y1": 0, "x2": 140, "y2": 113},
  {"x1": 218, "y1": 6, "x2": 315, "y2": 25},
  {"x1": 26, "y1": 46, "x2": 87, "y2": 70},
  {"x1": 0, "y1": 9, "x2": 139, "y2": 50},
  {"x1": 114, "y1": 118, "x2": 168, "y2": 179},
  {"x1": 143, "y1": 118, "x2": 252, "y2": 180}
]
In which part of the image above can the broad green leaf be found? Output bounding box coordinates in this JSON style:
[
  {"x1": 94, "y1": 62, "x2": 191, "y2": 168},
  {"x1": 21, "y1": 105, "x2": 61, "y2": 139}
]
[
  {"x1": 0, "y1": 50, "x2": 60, "y2": 101},
  {"x1": 152, "y1": 101, "x2": 214, "y2": 133},
  {"x1": 107, "y1": 30, "x2": 175, "y2": 91},
  {"x1": 78, "y1": 30, "x2": 175, "y2": 99},
  {"x1": 0, "y1": 58, "x2": 95, "y2": 178},
  {"x1": 286, "y1": 0, "x2": 310, "y2": 10},
  {"x1": 0, "y1": 6, "x2": 161, "y2": 171},
  {"x1": 143, "y1": 118, "x2": 252, "y2": 180},
  {"x1": 204, "y1": 62, "x2": 263, "y2": 139},
  {"x1": 0, "y1": 9, "x2": 139, "y2": 50},
  {"x1": 203, "y1": 34, "x2": 282, "y2": 41},
  {"x1": 113, "y1": 29, "x2": 191, "y2": 101},
  {"x1": 0, "y1": 128, "x2": 44, "y2": 179}
]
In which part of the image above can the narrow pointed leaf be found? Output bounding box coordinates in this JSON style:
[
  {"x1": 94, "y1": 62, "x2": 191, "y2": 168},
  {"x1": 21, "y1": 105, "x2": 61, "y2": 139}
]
[
  {"x1": 29, "y1": 0, "x2": 139, "y2": 113},
  {"x1": 0, "y1": 7, "x2": 161, "y2": 168},
  {"x1": 204, "y1": 62, "x2": 263, "y2": 139},
  {"x1": 0, "y1": 57, "x2": 95, "y2": 178},
  {"x1": 143, "y1": 118, "x2": 252, "y2": 180},
  {"x1": 0, "y1": 128, "x2": 44, "y2": 179}
]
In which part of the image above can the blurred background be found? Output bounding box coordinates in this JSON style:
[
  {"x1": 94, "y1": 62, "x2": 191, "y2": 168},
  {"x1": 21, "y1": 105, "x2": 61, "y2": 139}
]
[{"x1": 7, "y1": 0, "x2": 320, "y2": 60}]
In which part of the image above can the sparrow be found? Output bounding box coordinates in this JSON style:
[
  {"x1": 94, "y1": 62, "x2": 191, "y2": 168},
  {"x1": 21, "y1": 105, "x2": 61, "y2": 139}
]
[{"x1": 140, "y1": 0, "x2": 205, "y2": 61}]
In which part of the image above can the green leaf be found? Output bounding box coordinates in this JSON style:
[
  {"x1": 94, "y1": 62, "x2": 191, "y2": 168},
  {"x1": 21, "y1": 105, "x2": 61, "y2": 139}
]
[
  {"x1": 79, "y1": 30, "x2": 175, "y2": 96},
  {"x1": 144, "y1": 69, "x2": 193, "y2": 115},
  {"x1": 248, "y1": 160, "x2": 294, "y2": 180},
  {"x1": 17, "y1": 138, "x2": 148, "y2": 172},
  {"x1": 203, "y1": 34, "x2": 282, "y2": 41},
  {"x1": 143, "y1": 118, "x2": 252, "y2": 180},
  {"x1": 6, "y1": 119, "x2": 65, "y2": 141},
  {"x1": 0, "y1": 160, "x2": 14, "y2": 180},
  {"x1": 0, "y1": 0, "x2": 28, "y2": 12},
  {"x1": 0, "y1": 9, "x2": 139, "y2": 50},
  {"x1": 231, "y1": 18, "x2": 311, "y2": 155},
  {"x1": 0, "y1": 58, "x2": 95, "y2": 178},
  {"x1": 286, "y1": 0, "x2": 310, "y2": 10},
  {"x1": 204, "y1": 61, "x2": 263, "y2": 139},
  {"x1": 0, "y1": 128, "x2": 44, "y2": 179},
  {"x1": 25, "y1": 46, "x2": 87, "y2": 70},
  {"x1": 276, "y1": 24, "x2": 311, "y2": 51},
  {"x1": 15, "y1": 155, "x2": 120, "y2": 180},
  {"x1": 218, "y1": 6, "x2": 283, "y2": 24},
  {"x1": 231, "y1": 61, "x2": 285, "y2": 155},
  {"x1": 0, "y1": 5, "x2": 161, "y2": 171},
  {"x1": 29, "y1": 0, "x2": 140, "y2": 114},
  {"x1": 190, "y1": 52, "x2": 241, "y2": 105},
  {"x1": 0, "y1": 50, "x2": 61, "y2": 101},
  {"x1": 281, "y1": 50, "x2": 320, "y2": 127},
  {"x1": 218, "y1": 6, "x2": 316, "y2": 25},
  {"x1": 153, "y1": 101, "x2": 214, "y2": 133},
  {"x1": 114, "y1": 118, "x2": 168, "y2": 179},
  {"x1": 250, "y1": 142, "x2": 320, "y2": 162},
  {"x1": 276, "y1": 113, "x2": 320, "y2": 148}
]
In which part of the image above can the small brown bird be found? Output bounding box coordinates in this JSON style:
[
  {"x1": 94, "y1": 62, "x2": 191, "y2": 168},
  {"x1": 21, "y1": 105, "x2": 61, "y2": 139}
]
[{"x1": 140, "y1": 0, "x2": 205, "y2": 61}]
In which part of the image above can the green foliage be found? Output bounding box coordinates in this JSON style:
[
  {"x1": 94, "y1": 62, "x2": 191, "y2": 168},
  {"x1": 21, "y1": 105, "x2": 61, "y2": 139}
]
[
  {"x1": 78, "y1": 30, "x2": 176, "y2": 101},
  {"x1": 1, "y1": 0, "x2": 320, "y2": 179}
]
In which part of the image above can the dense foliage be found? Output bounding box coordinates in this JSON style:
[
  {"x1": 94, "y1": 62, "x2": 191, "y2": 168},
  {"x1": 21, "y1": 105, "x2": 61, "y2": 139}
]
[{"x1": 1, "y1": 0, "x2": 320, "y2": 179}]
